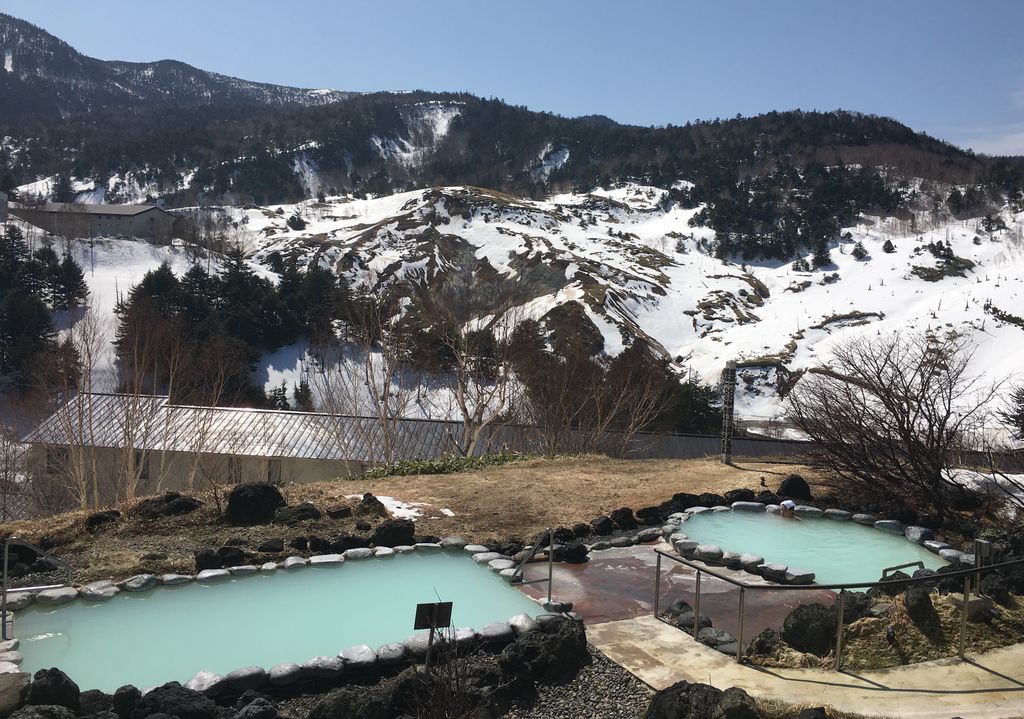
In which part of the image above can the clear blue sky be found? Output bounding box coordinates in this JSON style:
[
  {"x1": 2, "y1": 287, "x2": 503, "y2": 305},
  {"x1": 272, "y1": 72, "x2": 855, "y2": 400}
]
[{"x1": 4, "y1": 0, "x2": 1024, "y2": 154}]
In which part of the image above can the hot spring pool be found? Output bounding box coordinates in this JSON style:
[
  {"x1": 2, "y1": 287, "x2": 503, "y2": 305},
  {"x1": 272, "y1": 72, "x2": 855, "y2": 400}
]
[
  {"x1": 16, "y1": 552, "x2": 541, "y2": 692},
  {"x1": 680, "y1": 511, "x2": 946, "y2": 584}
]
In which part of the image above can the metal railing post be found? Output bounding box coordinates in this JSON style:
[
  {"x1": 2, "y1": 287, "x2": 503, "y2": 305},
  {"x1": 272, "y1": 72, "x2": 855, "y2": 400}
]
[
  {"x1": 546, "y1": 527, "x2": 553, "y2": 605},
  {"x1": 736, "y1": 587, "x2": 745, "y2": 664},
  {"x1": 654, "y1": 552, "x2": 662, "y2": 617},
  {"x1": 692, "y1": 569, "x2": 702, "y2": 638},
  {"x1": 834, "y1": 589, "x2": 846, "y2": 671},
  {"x1": 2, "y1": 540, "x2": 9, "y2": 641},
  {"x1": 649, "y1": 548, "x2": 1024, "y2": 669},
  {"x1": 959, "y1": 574, "x2": 970, "y2": 659}
]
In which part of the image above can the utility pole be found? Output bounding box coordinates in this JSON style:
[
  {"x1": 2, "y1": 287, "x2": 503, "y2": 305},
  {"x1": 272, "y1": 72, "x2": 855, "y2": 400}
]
[{"x1": 720, "y1": 360, "x2": 737, "y2": 464}]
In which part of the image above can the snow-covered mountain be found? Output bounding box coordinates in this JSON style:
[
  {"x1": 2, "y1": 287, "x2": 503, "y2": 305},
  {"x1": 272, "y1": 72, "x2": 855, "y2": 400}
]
[
  {"x1": 42, "y1": 184, "x2": 1022, "y2": 424},
  {"x1": 0, "y1": 12, "x2": 353, "y2": 120}
]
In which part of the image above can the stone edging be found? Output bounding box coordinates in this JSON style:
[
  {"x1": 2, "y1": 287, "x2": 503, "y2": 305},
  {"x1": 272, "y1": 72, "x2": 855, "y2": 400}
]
[
  {"x1": 0, "y1": 537, "x2": 575, "y2": 691},
  {"x1": 658, "y1": 502, "x2": 974, "y2": 585}
]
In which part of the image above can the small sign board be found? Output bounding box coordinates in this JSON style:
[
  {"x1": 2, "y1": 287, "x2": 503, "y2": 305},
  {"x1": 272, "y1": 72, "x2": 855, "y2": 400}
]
[{"x1": 414, "y1": 601, "x2": 453, "y2": 630}]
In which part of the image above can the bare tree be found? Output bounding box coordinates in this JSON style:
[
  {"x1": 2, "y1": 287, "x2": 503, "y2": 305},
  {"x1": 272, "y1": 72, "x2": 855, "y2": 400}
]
[
  {"x1": 49, "y1": 204, "x2": 92, "y2": 255},
  {"x1": 33, "y1": 304, "x2": 112, "y2": 509},
  {"x1": 310, "y1": 307, "x2": 420, "y2": 469},
  {"x1": 0, "y1": 425, "x2": 28, "y2": 521},
  {"x1": 424, "y1": 280, "x2": 525, "y2": 457},
  {"x1": 787, "y1": 331, "x2": 1002, "y2": 519}
]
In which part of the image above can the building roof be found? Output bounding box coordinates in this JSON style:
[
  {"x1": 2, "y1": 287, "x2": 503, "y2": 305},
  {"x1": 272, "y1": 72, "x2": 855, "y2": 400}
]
[
  {"x1": 41, "y1": 203, "x2": 170, "y2": 217},
  {"x1": 23, "y1": 394, "x2": 462, "y2": 463}
]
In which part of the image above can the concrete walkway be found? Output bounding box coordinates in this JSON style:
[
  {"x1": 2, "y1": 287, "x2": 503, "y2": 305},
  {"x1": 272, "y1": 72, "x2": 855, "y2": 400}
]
[{"x1": 588, "y1": 615, "x2": 1024, "y2": 719}]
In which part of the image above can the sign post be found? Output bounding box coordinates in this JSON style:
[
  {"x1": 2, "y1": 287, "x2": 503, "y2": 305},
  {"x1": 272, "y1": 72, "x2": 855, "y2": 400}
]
[{"x1": 414, "y1": 601, "x2": 453, "y2": 671}]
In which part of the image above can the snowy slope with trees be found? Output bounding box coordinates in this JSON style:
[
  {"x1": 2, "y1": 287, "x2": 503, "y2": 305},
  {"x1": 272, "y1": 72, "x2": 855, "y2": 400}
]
[{"x1": 79, "y1": 183, "x2": 1017, "y2": 425}]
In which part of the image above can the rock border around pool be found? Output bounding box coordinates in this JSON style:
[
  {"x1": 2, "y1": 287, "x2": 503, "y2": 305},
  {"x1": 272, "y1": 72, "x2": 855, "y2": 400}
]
[
  {"x1": 177, "y1": 609, "x2": 578, "y2": 699},
  {"x1": 0, "y1": 538, "x2": 582, "y2": 704},
  {"x1": 0, "y1": 536, "x2": 579, "y2": 690},
  {"x1": 657, "y1": 502, "x2": 961, "y2": 585}
]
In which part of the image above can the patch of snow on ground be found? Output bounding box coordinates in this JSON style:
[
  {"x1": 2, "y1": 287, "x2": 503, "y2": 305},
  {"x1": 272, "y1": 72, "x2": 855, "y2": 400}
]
[
  {"x1": 292, "y1": 153, "x2": 322, "y2": 197},
  {"x1": 947, "y1": 468, "x2": 1024, "y2": 516},
  {"x1": 371, "y1": 102, "x2": 462, "y2": 167},
  {"x1": 346, "y1": 495, "x2": 455, "y2": 520},
  {"x1": 530, "y1": 144, "x2": 570, "y2": 182}
]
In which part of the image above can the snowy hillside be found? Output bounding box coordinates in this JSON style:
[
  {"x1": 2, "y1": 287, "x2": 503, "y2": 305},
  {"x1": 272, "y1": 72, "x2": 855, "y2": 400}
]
[{"x1": 36, "y1": 184, "x2": 1024, "y2": 425}]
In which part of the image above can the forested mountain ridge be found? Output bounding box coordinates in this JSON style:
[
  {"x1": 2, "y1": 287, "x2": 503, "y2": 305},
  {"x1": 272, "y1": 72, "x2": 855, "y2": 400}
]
[
  {"x1": 0, "y1": 12, "x2": 354, "y2": 120},
  {"x1": 3, "y1": 12, "x2": 1024, "y2": 433},
  {"x1": 3, "y1": 11, "x2": 1023, "y2": 218}
]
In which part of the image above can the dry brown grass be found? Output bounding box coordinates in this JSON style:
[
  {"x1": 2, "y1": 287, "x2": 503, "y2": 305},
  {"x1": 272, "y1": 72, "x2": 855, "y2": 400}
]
[
  {"x1": 840, "y1": 593, "x2": 1024, "y2": 670},
  {"x1": 758, "y1": 698, "x2": 888, "y2": 719},
  {"x1": 291, "y1": 455, "x2": 820, "y2": 541},
  {"x1": 0, "y1": 456, "x2": 820, "y2": 584},
  {"x1": 751, "y1": 592, "x2": 1024, "y2": 672}
]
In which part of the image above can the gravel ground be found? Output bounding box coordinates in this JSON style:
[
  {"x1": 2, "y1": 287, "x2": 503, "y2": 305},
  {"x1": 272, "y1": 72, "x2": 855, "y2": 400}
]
[
  {"x1": 505, "y1": 646, "x2": 652, "y2": 719},
  {"x1": 272, "y1": 646, "x2": 651, "y2": 719}
]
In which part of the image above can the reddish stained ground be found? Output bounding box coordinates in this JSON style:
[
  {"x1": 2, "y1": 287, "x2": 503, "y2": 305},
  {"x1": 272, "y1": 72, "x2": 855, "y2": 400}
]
[{"x1": 517, "y1": 542, "x2": 835, "y2": 638}]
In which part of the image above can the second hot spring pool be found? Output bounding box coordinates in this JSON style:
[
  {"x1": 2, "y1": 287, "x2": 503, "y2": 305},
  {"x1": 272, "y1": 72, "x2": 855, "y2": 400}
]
[
  {"x1": 15, "y1": 552, "x2": 541, "y2": 692},
  {"x1": 680, "y1": 511, "x2": 946, "y2": 584}
]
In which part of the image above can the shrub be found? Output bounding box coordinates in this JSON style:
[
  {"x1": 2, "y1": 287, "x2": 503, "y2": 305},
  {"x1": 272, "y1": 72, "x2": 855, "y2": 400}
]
[{"x1": 359, "y1": 452, "x2": 531, "y2": 479}]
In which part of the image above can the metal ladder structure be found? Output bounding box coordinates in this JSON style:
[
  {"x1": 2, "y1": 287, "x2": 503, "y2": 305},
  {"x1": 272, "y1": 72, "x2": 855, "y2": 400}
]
[
  {"x1": 2, "y1": 537, "x2": 73, "y2": 640},
  {"x1": 509, "y1": 527, "x2": 554, "y2": 605}
]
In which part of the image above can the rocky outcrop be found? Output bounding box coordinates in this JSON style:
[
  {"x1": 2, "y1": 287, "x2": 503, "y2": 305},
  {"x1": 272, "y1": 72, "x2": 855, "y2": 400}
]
[
  {"x1": 642, "y1": 680, "x2": 761, "y2": 719},
  {"x1": 307, "y1": 685, "x2": 391, "y2": 719},
  {"x1": 498, "y1": 619, "x2": 587, "y2": 683},
  {"x1": 26, "y1": 669, "x2": 79, "y2": 712},
  {"x1": 133, "y1": 492, "x2": 201, "y2": 519},
  {"x1": 225, "y1": 484, "x2": 287, "y2": 525},
  {"x1": 370, "y1": 519, "x2": 416, "y2": 547},
  {"x1": 610, "y1": 507, "x2": 638, "y2": 529},
  {"x1": 781, "y1": 603, "x2": 834, "y2": 656},
  {"x1": 355, "y1": 493, "x2": 388, "y2": 518},
  {"x1": 778, "y1": 474, "x2": 812, "y2": 500},
  {"x1": 589, "y1": 516, "x2": 614, "y2": 535},
  {"x1": 904, "y1": 587, "x2": 938, "y2": 625},
  {"x1": 130, "y1": 682, "x2": 216, "y2": 719},
  {"x1": 84, "y1": 510, "x2": 120, "y2": 531},
  {"x1": 272, "y1": 503, "x2": 321, "y2": 525}
]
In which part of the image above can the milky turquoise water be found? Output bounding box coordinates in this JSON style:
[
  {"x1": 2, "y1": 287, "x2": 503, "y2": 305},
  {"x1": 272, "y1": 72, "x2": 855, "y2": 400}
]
[
  {"x1": 16, "y1": 553, "x2": 540, "y2": 692},
  {"x1": 680, "y1": 511, "x2": 947, "y2": 584}
]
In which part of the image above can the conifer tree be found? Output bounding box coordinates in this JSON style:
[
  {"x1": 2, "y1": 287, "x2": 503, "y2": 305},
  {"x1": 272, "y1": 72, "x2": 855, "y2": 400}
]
[
  {"x1": 811, "y1": 242, "x2": 832, "y2": 269},
  {"x1": 55, "y1": 254, "x2": 90, "y2": 310},
  {"x1": 293, "y1": 378, "x2": 315, "y2": 412},
  {"x1": 269, "y1": 381, "x2": 290, "y2": 410},
  {"x1": 52, "y1": 174, "x2": 74, "y2": 203}
]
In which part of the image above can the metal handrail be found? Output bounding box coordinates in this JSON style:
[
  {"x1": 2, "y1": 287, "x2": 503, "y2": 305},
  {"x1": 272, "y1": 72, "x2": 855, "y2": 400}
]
[
  {"x1": 881, "y1": 560, "x2": 924, "y2": 577},
  {"x1": 509, "y1": 528, "x2": 554, "y2": 605},
  {"x1": 2, "y1": 537, "x2": 74, "y2": 640},
  {"x1": 653, "y1": 547, "x2": 1024, "y2": 670}
]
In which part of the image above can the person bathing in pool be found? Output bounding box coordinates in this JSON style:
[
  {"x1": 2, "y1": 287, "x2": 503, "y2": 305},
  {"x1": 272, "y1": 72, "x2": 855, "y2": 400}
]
[{"x1": 780, "y1": 499, "x2": 797, "y2": 518}]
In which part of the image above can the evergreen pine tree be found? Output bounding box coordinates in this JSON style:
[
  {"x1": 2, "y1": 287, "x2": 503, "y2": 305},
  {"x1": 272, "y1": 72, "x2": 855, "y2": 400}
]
[
  {"x1": 269, "y1": 380, "x2": 290, "y2": 410},
  {"x1": 811, "y1": 242, "x2": 832, "y2": 269},
  {"x1": 882, "y1": 239, "x2": 896, "y2": 253},
  {"x1": 851, "y1": 241, "x2": 868, "y2": 260},
  {"x1": 293, "y1": 378, "x2": 315, "y2": 412},
  {"x1": 55, "y1": 254, "x2": 90, "y2": 310},
  {"x1": 52, "y1": 174, "x2": 74, "y2": 203}
]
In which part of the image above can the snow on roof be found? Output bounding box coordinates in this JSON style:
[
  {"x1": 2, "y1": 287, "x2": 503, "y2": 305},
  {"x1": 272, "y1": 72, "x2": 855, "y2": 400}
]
[
  {"x1": 40, "y1": 202, "x2": 172, "y2": 216},
  {"x1": 24, "y1": 393, "x2": 463, "y2": 463}
]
